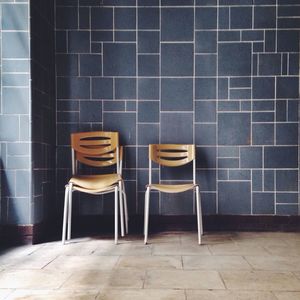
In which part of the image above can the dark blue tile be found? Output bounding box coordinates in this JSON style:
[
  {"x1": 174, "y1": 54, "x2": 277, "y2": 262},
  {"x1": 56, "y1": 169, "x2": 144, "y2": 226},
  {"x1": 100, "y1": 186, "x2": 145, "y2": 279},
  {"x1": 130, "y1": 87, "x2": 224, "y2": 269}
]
[
  {"x1": 218, "y1": 113, "x2": 251, "y2": 145},
  {"x1": 195, "y1": 78, "x2": 216, "y2": 100},
  {"x1": 265, "y1": 30, "x2": 276, "y2": 52},
  {"x1": 91, "y1": 43, "x2": 102, "y2": 53},
  {"x1": 201, "y1": 193, "x2": 217, "y2": 215},
  {"x1": 219, "y1": 7, "x2": 229, "y2": 29},
  {"x1": 218, "y1": 182, "x2": 251, "y2": 214},
  {"x1": 138, "y1": 147, "x2": 151, "y2": 169},
  {"x1": 254, "y1": 6, "x2": 276, "y2": 28},
  {"x1": 242, "y1": 30, "x2": 264, "y2": 41},
  {"x1": 277, "y1": 30, "x2": 299, "y2": 52},
  {"x1": 2, "y1": 87, "x2": 29, "y2": 114},
  {"x1": 138, "y1": 0, "x2": 159, "y2": 6},
  {"x1": 276, "y1": 77, "x2": 299, "y2": 99},
  {"x1": 195, "y1": 124, "x2": 216, "y2": 146},
  {"x1": 252, "y1": 123, "x2": 274, "y2": 145},
  {"x1": 126, "y1": 101, "x2": 136, "y2": 112},
  {"x1": 80, "y1": 101, "x2": 102, "y2": 122},
  {"x1": 161, "y1": 43, "x2": 193, "y2": 76},
  {"x1": 138, "y1": 55, "x2": 159, "y2": 76},
  {"x1": 276, "y1": 204, "x2": 298, "y2": 216},
  {"x1": 138, "y1": 31, "x2": 159, "y2": 53},
  {"x1": 79, "y1": 7, "x2": 90, "y2": 29},
  {"x1": 161, "y1": 164, "x2": 193, "y2": 181},
  {"x1": 259, "y1": 54, "x2": 281, "y2": 75},
  {"x1": 276, "y1": 100, "x2": 286, "y2": 122},
  {"x1": 103, "y1": 0, "x2": 136, "y2": 5},
  {"x1": 92, "y1": 78, "x2": 113, "y2": 99},
  {"x1": 103, "y1": 100, "x2": 125, "y2": 111},
  {"x1": 288, "y1": 100, "x2": 299, "y2": 122},
  {"x1": 241, "y1": 101, "x2": 252, "y2": 111},
  {"x1": 91, "y1": 8, "x2": 113, "y2": 29},
  {"x1": 218, "y1": 101, "x2": 239, "y2": 112},
  {"x1": 276, "y1": 193, "x2": 298, "y2": 204},
  {"x1": 57, "y1": 77, "x2": 90, "y2": 99},
  {"x1": 115, "y1": 31, "x2": 136, "y2": 41},
  {"x1": 103, "y1": 113, "x2": 136, "y2": 145},
  {"x1": 196, "y1": 7, "x2": 217, "y2": 29},
  {"x1": 80, "y1": 54, "x2": 102, "y2": 76},
  {"x1": 56, "y1": 54, "x2": 78, "y2": 76},
  {"x1": 252, "y1": 170, "x2": 263, "y2": 191},
  {"x1": 276, "y1": 170, "x2": 298, "y2": 191},
  {"x1": 115, "y1": 8, "x2": 136, "y2": 29},
  {"x1": 229, "y1": 170, "x2": 251, "y2": 180},
  {"x1": 253, "y1": 100, "x2": 274, "y2": 111},
  {"x1": 218, "y1": 78, "x2": 228, "y2": 99},
  {"x1": 231, "y1": 7, "x2": 252, "y2": 29},
  {"x1": 197, "y1": 170, "x2": 216, "y2": 192},
  {"x1": 162, "y1": 0, "x2": 194, "y2": 5},
  {"x1": 218, "y1": 31, "x2": 240, "y2": 41},
  {"x1": 276, "y1": 123, "x2": 298, "y2": 145},
  {"x1": 196, "y1": 146, "x2": 217, "y2": 169},
  {"x1": 195, "y1": 55, "x2": 217, "y2": 76},
  {"x1": 2, "y1": 4, "x2": 28, "y2": 30},
  {"x1": 138, "y1": 78, "x2": 159, "y2": 100},
  {"x1": 264, "y1": 146, "x2": 298, "y2": 168},
  {"x1": 231, "y1": 78, "x2": 252, "y2": 89},
  {"x1": 218, "y1": 146, "x2": 239, "y2": 158},
  {"x1": 138, "y1": 101, "x2": 159, "y2": 122},
  {"x1": 253, "y1": 77, "x2": 275, "y2": 99},
  {"x1": 161, "y1": 8, "x2": 194, "y2": 41},
  {"x1": 289, "y1": 54, "x2": 299, "y2": 76},
  {"x1": 253, "y1": 193, "x2": 274, "y2": 214},
  {"x1": 161, "y1": 113, "x2": 193, "y2": 144},
  {"x1": 279, "y1": 18, "x2": 300, "y2": 28},
  {"x1": 2, "y1": 32, "x2": 29, "y2": 58},
  {"x1": 7, "y1": 198, "x2": 30, "y2": 224},
  {"x1": 218, "y1": 170, "x2": 228, "y2": 180},
  {"x1": 138, "y1": 7, "x2": 159, "y2": 29},
  {"x1": 68, "y1": 31, "x2": 90, "y2": 53},
  {"x1": 103, "y1": 43, "x2": 136, "y2": 76},
  {"x1": 218, "y1": 43, "x2": 251, "y2": 76},
  {"x1": 138, "y1": 191, "x2": 159, "y2": 215},
  {"x1": 240, "y1": 147, "x2": 263, "y2": 168},
  {"x1": 220, "y1": 0, "x2": 252, "y2": 4},
  {"x1": 161, "y1": 191, "x2": 194, "y2": 215},
  {"x1": 91, "y1": 31, "x2": 113, "y2": 42},
  {"x1": 229, "y1": 89, "x2": 251, "y2": 100},
  {"x1": 161, "y1": 78, "x2": 193, "y2": 111},
  {"x1": 218, "y1": 158, "x2": 239, "y2": 168},
  {"x1": 195, "y1": 31, "x2": 217, "y2": 53},
  {"x1": 264, "y1": 170, "x2": 275, "y2": 191},
  {"x1": 138, "y1": 124, "x2": 159, "y2": 145},
  {"x1": 115, "y1": 78, "x2": 136, "y2": 99},
  {"x1": 56, "y1": 7, "x2": 78, "y2": 29},
  {"x1": 195, "y1": 101, "x2": 216, "y2": 122}
]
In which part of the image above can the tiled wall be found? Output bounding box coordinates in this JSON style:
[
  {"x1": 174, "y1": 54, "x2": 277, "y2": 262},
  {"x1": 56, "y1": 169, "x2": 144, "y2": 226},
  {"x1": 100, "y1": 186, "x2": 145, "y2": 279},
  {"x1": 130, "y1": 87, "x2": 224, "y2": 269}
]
[
  {"x1": 0, "y1": 1, "x2": 31, "y2": 224},
  {"x1": 31, "y1": 0, "x2": 56, "y2": 223},
  {"x1": 55, "y1": 0, "x2": 299, "y2": 216}
]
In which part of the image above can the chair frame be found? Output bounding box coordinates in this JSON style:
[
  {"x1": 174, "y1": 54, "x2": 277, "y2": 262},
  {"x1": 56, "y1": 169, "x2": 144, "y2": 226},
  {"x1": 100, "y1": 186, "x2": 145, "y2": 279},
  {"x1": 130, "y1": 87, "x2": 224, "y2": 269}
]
[
  {"x1": 62, "y1": 131, "x2": 128, "y2": 245},
  {"x1": 144, "y1": 144, "x2": 203, "y2": 245}
]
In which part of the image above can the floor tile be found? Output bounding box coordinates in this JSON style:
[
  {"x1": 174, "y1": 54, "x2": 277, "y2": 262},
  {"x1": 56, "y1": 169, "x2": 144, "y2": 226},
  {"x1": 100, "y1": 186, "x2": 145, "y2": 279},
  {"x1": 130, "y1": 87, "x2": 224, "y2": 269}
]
[
  {"x1": 117, "y1": 255, "x2": 182, "y2": 269},
  {"x1": 45, "y1": 255, "x2": 119, "y2": 270},
  {"x1": 6, "y1": 290, "x2": 99, "y2": 300},
  {"x1": 186, "y1": 290, "x2": 276, "y2": 300},
  {"x1": 61, "y1": 269, "x2": 145, "y2": 289},
  {"x1": 93, "y1": 243, "x2": 152, "y2": 256},
  {"x1": 153, "y1": 243, "x2": 211, "y2": 256},
  {"x1": 97, "y1": 289, "x2": 185, "y2": 300},
  {"x1": 264, "y1": 245, "x2": 300, "y2": 257},
  {"x1": 0, "y1": 289, "x2": 13, "y2": 300},
  {"x1": 274, "y1": 292, "x2": 300, "y2": 300},
  {"x1": 220, "y1": 270, "x2": 300, "y2": 291},
  {"x1": 145, "y1": 270, "x2": 225, "y2": 289},
  {"x1": 208, "y1": 243, "x2": 269, "y2": 256},
  {"x1": 183, "y1": 255, "x2": 251, "y2": 270},
  {"x1": 0, "y1": 270, "x2": 71, "y2": 289},
  {"x1": 245, "y1": 255, "x2": 300, "y2": 271}
]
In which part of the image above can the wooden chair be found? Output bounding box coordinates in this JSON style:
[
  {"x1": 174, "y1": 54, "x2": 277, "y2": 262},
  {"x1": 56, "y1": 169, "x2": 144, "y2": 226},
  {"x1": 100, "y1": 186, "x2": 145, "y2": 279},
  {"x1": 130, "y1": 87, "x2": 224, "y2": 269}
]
[
  {"x1": 62, "y1": 131, "x2": 128, "y2": 245},
  {"x1": 144, "y1": 144, "x2": 203, "y2": 244}
]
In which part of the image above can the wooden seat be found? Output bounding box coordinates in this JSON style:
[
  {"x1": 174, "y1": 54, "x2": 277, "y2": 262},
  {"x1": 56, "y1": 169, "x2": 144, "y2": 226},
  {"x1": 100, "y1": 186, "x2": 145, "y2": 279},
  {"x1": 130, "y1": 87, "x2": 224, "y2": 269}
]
[
  {"x1": 144, "y1": 144, "x2": 203, "y2": 245},
  {"x1": 62, "y1": 131, "x2": 128, "y2": 245}
]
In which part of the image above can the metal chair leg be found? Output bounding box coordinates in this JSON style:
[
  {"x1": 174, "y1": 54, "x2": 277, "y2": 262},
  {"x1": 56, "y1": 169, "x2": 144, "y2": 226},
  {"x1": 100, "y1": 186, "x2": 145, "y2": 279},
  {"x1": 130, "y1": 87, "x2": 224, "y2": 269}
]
[
  {"x1": 114, "y1": 186, "x2": 118, "y2": 244},
  {"x1": 119, "y1": 181, "x2": 125, "y2": 237},
  {"x1": 67, "y1": 183, "x2": 73, "y2": 241},
  {"x1": 122, "y1": 181, "x2": 129, "y2": 234},
  {"x1": 144, "y1": 187, "x2": 150, "y2": 244},
  {"x1": 62, "y1": 185, "x2": 69, "y2": 244},
  {"x1": 196, "y1": 186, "x2": 202, "y2": 245}
]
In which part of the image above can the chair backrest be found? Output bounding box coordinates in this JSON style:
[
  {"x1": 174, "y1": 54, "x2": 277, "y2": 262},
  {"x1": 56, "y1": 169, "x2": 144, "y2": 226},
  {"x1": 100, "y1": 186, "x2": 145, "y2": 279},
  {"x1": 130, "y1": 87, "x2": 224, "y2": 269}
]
[
  {"x1": 71, "y1": 131, "x2": 119, "y2": 173},
  {"x1": 148, "y1": 144, "x2": 196, "y2": 185}
]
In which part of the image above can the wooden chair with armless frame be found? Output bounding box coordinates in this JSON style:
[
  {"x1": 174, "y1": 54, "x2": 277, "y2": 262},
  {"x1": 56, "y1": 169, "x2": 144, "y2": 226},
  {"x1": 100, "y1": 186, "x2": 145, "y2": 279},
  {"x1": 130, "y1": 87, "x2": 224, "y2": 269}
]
[
  {"x1": 144, "y1": 144, "x2": 203, "y2": 245},
  {"x1": 61, "y1": 131, "x2": 128, "y2": 245}
]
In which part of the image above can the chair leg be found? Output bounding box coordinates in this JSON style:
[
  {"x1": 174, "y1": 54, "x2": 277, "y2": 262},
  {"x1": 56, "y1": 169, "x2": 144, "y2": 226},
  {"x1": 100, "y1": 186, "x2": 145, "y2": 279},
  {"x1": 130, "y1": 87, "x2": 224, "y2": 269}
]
[
  {"x1": 67, "y1": 183, "x2": 73, "y2": 241},
  {"x1": 196, "y1": 186, "x2": 203, "y2": 245},
  {"x1": 119, "y1": 182, "x2": 125, "y2": 237},
  {"x1": 62, "y1": 185, "x2": 69, "y2": 245},
  {"x1": 114, "y1": 186, "x2": 118, "y2": 245},
  {"x1": 122, "y1": 181, "x2": 129, "y2": 234},
  {"x1": 144, "y1": 187, "x2": 150, "y2": 245}
]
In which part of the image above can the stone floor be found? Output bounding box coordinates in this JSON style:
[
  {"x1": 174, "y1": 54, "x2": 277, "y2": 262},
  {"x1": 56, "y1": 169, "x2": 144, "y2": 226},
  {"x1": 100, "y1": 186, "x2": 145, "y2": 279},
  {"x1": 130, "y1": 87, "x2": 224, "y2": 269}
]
[{"x1": 1, "y1": 231, "x2": 300, "y2": 299}]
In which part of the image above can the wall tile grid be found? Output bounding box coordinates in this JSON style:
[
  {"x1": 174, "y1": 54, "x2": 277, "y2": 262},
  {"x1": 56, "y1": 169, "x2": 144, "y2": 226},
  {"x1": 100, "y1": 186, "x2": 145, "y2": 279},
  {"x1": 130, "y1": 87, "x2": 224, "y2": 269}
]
[
  {"x1": 31, "y1": 0, "x2": 56, "y2": 224},
  {"x1": 0, "y1": 1, "x2": 32, "y2": 224},
  {"x1": 55, "y1": 0, "x2": 299, "y2": 216}
]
